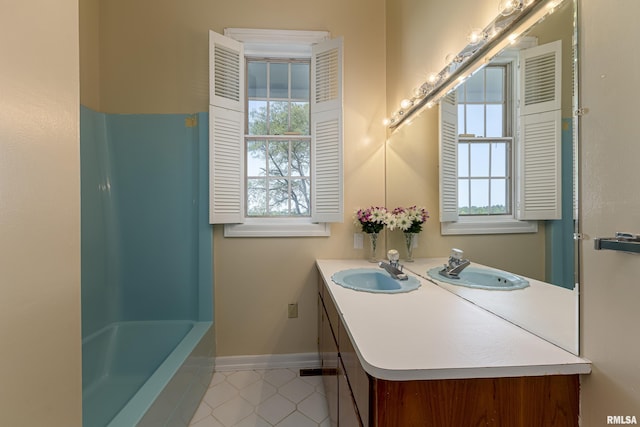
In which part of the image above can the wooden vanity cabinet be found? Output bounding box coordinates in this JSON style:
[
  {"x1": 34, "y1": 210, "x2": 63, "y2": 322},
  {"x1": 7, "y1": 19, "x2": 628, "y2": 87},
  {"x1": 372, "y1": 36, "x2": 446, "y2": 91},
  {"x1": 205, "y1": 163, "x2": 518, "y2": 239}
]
[
  {"x1": 318, "y1": 276, "x2": 363, "y2": 427},
  {"x1": 318, "y1": 275, "x2": 580, "y2": 427}
]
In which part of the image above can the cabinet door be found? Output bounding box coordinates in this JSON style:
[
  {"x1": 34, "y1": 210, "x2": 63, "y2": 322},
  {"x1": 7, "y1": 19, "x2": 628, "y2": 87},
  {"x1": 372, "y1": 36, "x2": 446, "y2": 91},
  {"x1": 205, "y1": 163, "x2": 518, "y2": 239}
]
[
  {"x1": 319, "y1": 298, "x2": 338, "y2": 427},
  {"x1": 339, "y1": 321, "x2": 369, "y2": 426},
  {"x1": 338, "y1": 357, "x2": 363, "y2": 427}
]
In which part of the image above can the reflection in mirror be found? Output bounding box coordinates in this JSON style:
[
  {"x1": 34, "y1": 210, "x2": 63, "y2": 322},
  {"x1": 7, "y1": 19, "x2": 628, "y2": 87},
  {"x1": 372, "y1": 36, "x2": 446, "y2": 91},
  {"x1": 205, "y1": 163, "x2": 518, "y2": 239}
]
[
  {"x1": 385, "y1": 0, "x2": 579, "y2": 354},
  {"x1": 444, "y1": 0, "x2": 576, "y2": 289}
]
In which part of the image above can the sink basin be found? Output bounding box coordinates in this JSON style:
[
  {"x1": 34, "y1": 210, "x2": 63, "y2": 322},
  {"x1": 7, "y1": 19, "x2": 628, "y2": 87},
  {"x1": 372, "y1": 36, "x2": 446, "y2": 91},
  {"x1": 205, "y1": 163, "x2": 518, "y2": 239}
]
[
  {"x1": 331, "y1": 268, "x2": 421, "y2": 293},
  {"x1": 427, "y1": 266, "x2": 529, "y2": 291}
]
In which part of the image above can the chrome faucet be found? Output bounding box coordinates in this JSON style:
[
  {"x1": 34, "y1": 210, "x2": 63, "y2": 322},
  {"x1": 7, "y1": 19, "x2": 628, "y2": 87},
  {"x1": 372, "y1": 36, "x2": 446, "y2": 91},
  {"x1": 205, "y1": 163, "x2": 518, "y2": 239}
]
[
  {"x1": 379, "y1": 249, "x2": 408, "y2": 280},
  {"x1": 439, "y1": 248, "x2": 470, "y2": 279}
]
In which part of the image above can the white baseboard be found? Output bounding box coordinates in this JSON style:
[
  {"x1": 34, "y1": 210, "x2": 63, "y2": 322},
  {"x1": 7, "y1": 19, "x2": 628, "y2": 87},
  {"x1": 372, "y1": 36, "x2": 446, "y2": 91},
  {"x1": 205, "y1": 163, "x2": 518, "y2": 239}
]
[{"x1": 214, "y1": 352, "x2": 321, "y2": 372}]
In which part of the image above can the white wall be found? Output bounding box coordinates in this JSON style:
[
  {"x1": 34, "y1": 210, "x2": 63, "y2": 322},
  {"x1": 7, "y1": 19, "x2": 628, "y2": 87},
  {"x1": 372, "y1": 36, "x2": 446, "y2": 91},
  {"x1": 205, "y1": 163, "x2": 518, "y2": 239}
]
[
  {"x1": 0, "y1": 1, "x2": 82, "y2": 425},
  {"x1": 579, "y1": 0, "x2": 640, "y2": 421}
]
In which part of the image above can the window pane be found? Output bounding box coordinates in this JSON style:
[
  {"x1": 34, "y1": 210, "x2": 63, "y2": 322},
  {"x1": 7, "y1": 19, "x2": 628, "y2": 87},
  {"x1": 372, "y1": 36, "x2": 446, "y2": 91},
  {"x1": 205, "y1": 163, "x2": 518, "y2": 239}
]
[
  {"x1": 465, "y1": 71, "x2": 484, "y2": 102},
  {"x1": 247, "y1": 140, "x2": 266, "y2": 176},
  {"x1": 456, "y1": 84, "x2": 465, "y2": 103},
  {"x1": 458, "y1": 142, "x2": 469, "y2": 177},
  {"x1": 470, "y1": 179, "x2": 489, "y2": 213},
  {"x1": 268, "y1": 140, "x2": 289, "y2": 176},
  {"x1": 466, "y1": 104, "x2": 485, "y2": 137},
  {"x1": 248, "y1": 100, "x2": 268, "y2": 135},
  {"x1": 491, "y1": 142, "x2": 507, "y2": 176},
  {"x1": 291, "y1": 178, "x2": 310, "y2": 216},
  {"x1": 248, "y1": 62, "x2": 267, "y2": 98},
  {"x1": 490, "y1": 179, "x2": 508, "y2": 213},
  {"x1": 458, "y1": 104, "x2": 466, "y2": 134},
  {"x1": 485, "y1": 105, "x2": 504, "y2": 137},
  {"x1": 458, "y1": 179, "x2": 469, "y2": 212},
  {"x1": 290, "y1": 102, "x2": 310, "y2": 135},
  {"x1": 470, "y1": 143, "x2": 490, "y2": 176},
  {"x1": 247, "y1": 178, "x2": 267, "y2": 216},
  {"x1": 291, "y1": 63, "x2": 310, "y2": 100},
  {"x1": 485, "y1": 67, "x2": 504, "y2": 102},
  {"x1": 269, "y1": 101, "x2": 289, "y2": 135},
  {"x1": 269, "y1": 63, "x2": 289, "y2": 98},
  {"x1": 269, "y1": 178, "x2": 290, "y2": 215},
  {"x1": 291, "y1": 140, "x2": 310, "y2": 176}
]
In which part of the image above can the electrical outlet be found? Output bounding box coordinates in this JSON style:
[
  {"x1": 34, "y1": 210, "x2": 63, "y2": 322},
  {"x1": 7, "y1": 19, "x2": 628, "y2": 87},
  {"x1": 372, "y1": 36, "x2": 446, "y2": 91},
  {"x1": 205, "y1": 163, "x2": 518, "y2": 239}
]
[
  {"x1": 354, "y1": 233, "x2": 363, "y2": 249},
  {"x1": 288, "y1": 303, "x2": 298, "y2": 318}
]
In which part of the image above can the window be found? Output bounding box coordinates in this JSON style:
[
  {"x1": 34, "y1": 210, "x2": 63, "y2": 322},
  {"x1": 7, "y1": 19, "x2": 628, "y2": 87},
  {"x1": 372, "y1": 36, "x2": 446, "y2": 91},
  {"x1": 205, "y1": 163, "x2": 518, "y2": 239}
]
[
  {"x1": 439, "y1": 40, "x2": 562, "y2": 235},
  {"x1": 208, "y1": 29, "x2": 343, "y2": 237},
  {"x1": 457, "y1": 65, "x2": 512, "y2": 216},
  {"x1": 246, "y1": 59, "x2": 312, "y2": 217}
]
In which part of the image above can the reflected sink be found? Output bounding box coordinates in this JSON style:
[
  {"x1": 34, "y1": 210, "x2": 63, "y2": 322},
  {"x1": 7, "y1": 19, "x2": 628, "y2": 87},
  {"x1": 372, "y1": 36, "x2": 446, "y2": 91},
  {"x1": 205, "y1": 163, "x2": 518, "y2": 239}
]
[
  {"x1": 427, "y1": 266, "x2": 529, "y2": 291},
  {"x1": 332, "y1": 268, "x2": 421, "y2": 293}
]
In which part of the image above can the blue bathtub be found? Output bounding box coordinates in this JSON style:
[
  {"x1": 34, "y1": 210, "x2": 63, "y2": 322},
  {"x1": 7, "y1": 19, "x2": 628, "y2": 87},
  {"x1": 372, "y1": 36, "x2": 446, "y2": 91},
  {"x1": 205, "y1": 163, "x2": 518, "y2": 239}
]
[{"x1": 82, "y1": 320, "x2": 214, "y2": 427}]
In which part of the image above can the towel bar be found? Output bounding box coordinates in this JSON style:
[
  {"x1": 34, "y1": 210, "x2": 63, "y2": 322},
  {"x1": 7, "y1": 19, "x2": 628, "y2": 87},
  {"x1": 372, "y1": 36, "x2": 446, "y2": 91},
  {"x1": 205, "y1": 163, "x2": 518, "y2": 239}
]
[{"x1": 594, "y1": 232, "x2": 640, "y2": 254}]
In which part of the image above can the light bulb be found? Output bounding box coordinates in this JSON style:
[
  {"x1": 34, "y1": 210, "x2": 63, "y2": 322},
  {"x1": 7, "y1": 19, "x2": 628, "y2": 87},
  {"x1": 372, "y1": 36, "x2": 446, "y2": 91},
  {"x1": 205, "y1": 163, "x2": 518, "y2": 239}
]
[
  {"x1": 400, "y1": 99, "x2": 413, "y2": 109},
  {"x1": 467, "y1": 28, "x2": 485, "y2": 45},
  {"x1": 427, "y1": 72, "x2": 439, "y2": 85},
  {"x1": 382, "y1": 118, "x2": 391, "y2": 126},
  {"x1": 499, "y1": 0, "x2": 519, "y2": 16}
]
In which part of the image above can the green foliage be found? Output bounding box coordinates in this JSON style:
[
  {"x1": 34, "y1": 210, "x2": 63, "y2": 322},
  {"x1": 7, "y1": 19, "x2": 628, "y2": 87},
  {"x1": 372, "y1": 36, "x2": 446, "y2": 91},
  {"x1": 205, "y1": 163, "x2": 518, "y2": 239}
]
[
  {"x1": 248, "y1": 102, "x2": 309, "y2": 136},
  {"x1": 459, "y1": 205, "x2": 508, "y2": 215},
  {"x1": 246, "y1": 102, "x2": 311, "y2": 217}
]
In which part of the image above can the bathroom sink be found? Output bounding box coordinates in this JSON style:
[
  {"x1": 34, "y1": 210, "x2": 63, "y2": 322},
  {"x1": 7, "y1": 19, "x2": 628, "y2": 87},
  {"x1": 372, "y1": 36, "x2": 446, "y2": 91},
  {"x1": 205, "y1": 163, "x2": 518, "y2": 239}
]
[
  {"x1": 331, "y1": 268, "x2": 421, "y2": 293},
  {"x1": 427, "y1": 266, "x2": 529, "y2": 291}
]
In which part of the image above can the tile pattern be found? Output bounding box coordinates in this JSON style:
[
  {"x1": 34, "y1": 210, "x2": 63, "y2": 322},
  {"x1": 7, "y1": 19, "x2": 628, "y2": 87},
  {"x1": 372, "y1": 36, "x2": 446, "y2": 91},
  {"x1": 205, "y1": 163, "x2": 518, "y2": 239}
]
[{"x1": 189, "y1": 368, "x2": 329, "y2": 427}]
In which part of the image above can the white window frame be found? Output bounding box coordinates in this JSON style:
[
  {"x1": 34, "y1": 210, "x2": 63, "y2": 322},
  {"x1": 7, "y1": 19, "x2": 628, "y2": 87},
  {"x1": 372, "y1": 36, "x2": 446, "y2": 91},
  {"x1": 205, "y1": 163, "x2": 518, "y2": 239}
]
[
  {"x1": 441, "y1": 51, "x2": 539, "y2": 235},
  {"x1": 212, "y1": 29, "x2": 342, "y2": 237}
]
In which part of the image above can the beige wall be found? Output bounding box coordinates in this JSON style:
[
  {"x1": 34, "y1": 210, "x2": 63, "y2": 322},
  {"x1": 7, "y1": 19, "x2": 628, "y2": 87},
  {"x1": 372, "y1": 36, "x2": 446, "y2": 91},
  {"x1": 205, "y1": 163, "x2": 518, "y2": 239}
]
[
  {"x1": 384, "y1": 0, "x2": 546, "y2": 279},
  {"x1": 80, "y1": 0, "x2": 101, "y2": 110},
  {"x1": 579, "y1": 0, "x2": 640, "y2": 422},
  {"x1": 0, "y1": 1, "x2": 82, "y2": 426},
  {"x1": 90, "y1": 0, "x2": 387, "y2": 356}
]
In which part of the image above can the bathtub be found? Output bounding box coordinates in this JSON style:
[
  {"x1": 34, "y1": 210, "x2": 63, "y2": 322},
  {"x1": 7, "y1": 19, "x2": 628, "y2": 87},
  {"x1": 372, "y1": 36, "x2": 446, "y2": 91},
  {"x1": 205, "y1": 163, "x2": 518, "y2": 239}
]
[{"x1": 82, "y1": 320, "x2": 214, "y2": 427}]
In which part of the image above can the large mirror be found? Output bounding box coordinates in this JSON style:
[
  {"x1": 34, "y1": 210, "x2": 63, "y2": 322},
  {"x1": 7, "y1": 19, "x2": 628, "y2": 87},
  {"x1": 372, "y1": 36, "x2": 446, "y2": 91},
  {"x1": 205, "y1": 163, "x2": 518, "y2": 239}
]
[{"x1": 385, "y1": 0, "x2": 579, "y2": 354}]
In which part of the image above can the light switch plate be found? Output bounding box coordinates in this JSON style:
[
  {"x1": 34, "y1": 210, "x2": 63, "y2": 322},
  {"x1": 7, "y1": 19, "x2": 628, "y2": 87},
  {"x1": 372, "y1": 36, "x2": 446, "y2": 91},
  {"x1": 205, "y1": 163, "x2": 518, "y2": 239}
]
[{"x1": 354, "y1": 233, "x2": 363, "y2": 249}]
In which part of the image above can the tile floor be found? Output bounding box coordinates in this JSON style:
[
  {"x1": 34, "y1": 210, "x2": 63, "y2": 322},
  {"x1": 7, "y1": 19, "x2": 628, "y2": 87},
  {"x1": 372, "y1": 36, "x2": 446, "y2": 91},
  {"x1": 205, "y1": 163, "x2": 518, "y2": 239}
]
[{"x1": 189, "y1": 368, "x2": 330, "y2": 427}]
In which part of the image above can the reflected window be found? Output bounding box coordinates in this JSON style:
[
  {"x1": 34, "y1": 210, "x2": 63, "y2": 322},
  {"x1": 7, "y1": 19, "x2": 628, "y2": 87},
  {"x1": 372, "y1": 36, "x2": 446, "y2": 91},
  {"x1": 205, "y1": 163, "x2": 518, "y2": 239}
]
[{"x1": 456, "y1": 65, "x2": 512, "y2": 216}]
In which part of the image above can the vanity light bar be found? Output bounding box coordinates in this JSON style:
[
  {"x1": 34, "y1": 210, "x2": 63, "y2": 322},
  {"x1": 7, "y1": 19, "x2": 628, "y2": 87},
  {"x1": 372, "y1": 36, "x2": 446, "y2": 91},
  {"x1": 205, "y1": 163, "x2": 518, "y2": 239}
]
[{"x1": 386, "y1": 0, "x2": 563, "y2": 130}]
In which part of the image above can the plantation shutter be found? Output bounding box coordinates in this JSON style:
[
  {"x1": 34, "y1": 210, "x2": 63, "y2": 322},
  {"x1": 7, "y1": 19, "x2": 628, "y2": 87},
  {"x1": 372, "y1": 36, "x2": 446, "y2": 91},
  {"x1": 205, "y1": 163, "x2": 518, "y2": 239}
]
[
  {"x1": 439, "y1": 92, "x2": 459, "y2": 222},
  {"x1": 209, "y1": 31, "x2": 245, "y2": 224},
  {"x1": 311, "y1": 37, "x2": 344, "y2": 223},
  {"x1": 517, "y1": 40, "x2": 562, "y2": 220}
]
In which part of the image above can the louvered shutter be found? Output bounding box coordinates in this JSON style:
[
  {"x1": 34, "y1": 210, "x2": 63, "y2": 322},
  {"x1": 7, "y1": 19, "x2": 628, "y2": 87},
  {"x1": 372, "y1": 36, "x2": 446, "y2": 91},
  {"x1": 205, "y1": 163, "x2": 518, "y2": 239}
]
[
  {"x1": 311, "y1": 37, "x2": 343, "y2": 223},
  {"x1": 439, "y1": 92, "x2": 459, "y2": 222},
  {"x1": 209, "y1": 31, "x2": 245, "y2": 224},
  {"x1": 517, "y1": 40, "x2": 562, "y2": 220}
]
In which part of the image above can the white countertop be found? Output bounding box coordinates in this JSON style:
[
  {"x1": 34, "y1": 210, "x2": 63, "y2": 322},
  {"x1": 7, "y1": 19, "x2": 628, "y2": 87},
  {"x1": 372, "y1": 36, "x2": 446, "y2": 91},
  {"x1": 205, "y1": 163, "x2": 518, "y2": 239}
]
[
  {"x1": 316, "y1": 259, "x2": 591, "y2": 381},
  {"x1": 406, "y1": 258, "x2": 579, "y2": 354}
]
